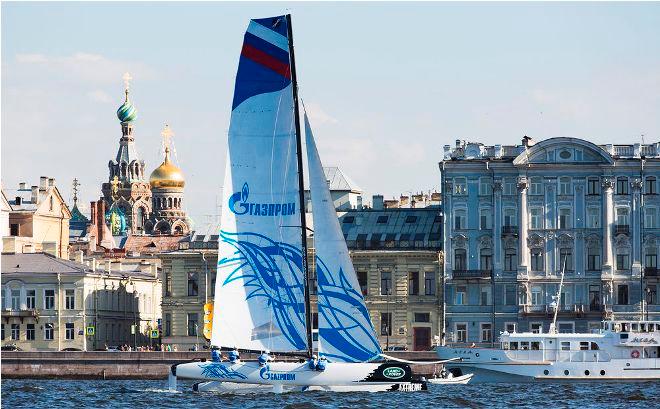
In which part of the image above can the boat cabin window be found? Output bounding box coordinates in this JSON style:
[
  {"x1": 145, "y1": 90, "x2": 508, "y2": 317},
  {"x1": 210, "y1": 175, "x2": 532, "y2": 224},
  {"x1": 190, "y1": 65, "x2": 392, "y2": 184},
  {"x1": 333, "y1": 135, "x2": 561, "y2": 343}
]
[
  {"x1": 520, "y1": 341, "x2": 530, "y2": 350},
  {"x1": 620, "y1": 333, "x2": 629, "y2": 340},
  {"x1": 621, "y1": 323, "x2": 629, "y2": 332},
  {"x1": 561, "y1": 341, "x2": 571, "y2": 351},
  {"x1": 640, "y1": 323, "x2": 647, "y2": 332},
  {"x1": 656, "y1": 324, "x2": 660, "y2": 331},
  {"x1": 632, "y1": 323, "x2": 638, "y2": 332},
  {"x1": 510, "y1": 342, "x2": 519, "y2": 350},
  {"x1": 579, "y1": 342, "x2": 589, "y2": 351},
  {"x1": 503, "y1": 342, "x2": 509, "y2": 350},
  {"x1": 590, "y1": 342, "x2": 599, "y2": 350},
  {"x1": 531, "y1": 342, "x2": 540, "y2": 350}
]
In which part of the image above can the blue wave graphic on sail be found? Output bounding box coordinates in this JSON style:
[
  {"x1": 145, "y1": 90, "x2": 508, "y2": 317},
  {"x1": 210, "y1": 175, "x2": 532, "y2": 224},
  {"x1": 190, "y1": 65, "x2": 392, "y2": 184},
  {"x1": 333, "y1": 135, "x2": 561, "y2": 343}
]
[
  {"x1": 219, "y1": 230, "x2": 307, "y2": 350},
  {"x1": 315, "y1": 257, "x2": 381, "y2": 363},
  {"x1": 199, "y1": 362, "x2": 248, "y2": 380}
]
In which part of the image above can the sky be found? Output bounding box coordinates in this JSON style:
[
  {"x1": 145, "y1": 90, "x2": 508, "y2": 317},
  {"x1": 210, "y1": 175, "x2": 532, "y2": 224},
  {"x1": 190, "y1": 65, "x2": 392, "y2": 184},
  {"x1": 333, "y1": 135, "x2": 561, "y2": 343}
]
[{"x1": 2, "y1": 1, "x2": 660, "y2": 227}]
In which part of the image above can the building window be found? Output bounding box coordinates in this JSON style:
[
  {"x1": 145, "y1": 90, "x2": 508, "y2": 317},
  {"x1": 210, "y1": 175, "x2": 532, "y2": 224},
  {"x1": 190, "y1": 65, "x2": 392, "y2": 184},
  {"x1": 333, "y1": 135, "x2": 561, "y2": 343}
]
[
  {"x1": 455, "y1": 286, "x2": 466, "y2": 305},
  {"x1": 10, "y1": 223, "x2": 19, "y2": 236},
  {"x1": 645, "y1": 176, "x2": 657, "y2": 195},
  {"x1": 65, "y1": 289, "x2": 75, "y2": 310},
  {"x1": 503, "y1": 178, "x2": 516, "y2": 196},
  {"x1": 44, "y1": 289, "x2": 55, "y2": 310},
  {"x1": 1, "y1": 324, "x2": 4, "y2": 340},
  {"x1": 414, "y1": 313, "x2": 430, "y2": 323},
  {"x1": 530, "y1": 322, "x2": 543, "y2": 334},
  {"x1": 480, "y1": 323, "x2": 492, "y2": 343},
  {"x1": 210, "y1": 274, "x2": 216, "y2": 297},
  {"x1": 587, "y1": 246, "x2": 601, "y2": 271},
  {"x1": 616, "y1": 252, "x2": 630, "y2": 270},
  {"x1": 559, "y1": 177, "x2": 572, "y2": 195},
  {"x1": 26, "y1": 290, "x2": 35, "y2": 309},
  {"x1": 480, "y1": 248, "x2": 493, "y2": 271},
  {"x1": 454, "y1": 209, "x2": 467, "y2": 230},
  {"x1": 531, "y1": 249, "x2": 544, "y2": 271},
  {"x1": 530, "y1": 177, "x2": 543, "y2": 196},
  {"x1": 531, "y1": 286, "x2": 543, "y2": 306},
  {"x1": 165, "y1": 271, "x2": 172, "y2": 296},
  {"x1": 44, "y1": 323, "x2": 54, "y2": 340},
  {"x1": 647, "y1": 286, "x2": 658, "y2": 305},
  {"x1": 408, "y1": 271, "x2": 419, "y2": 295},
  {"x1": 187, "y1": 313, "x2": 199, "y2": 336},
  {"x1": 586, "y1": 207, "x2": 600, "y2": 228},
  {"x1": 530, "y1": 208, "x2": 543, "y2": 229},
  {"x1": 380, "y1": 313, "x2": 392, "y2": 336},
  {"x1": 505, "y1": 284, "x2": 517, "y2": 305},
  {"x1": 380, "y1": 271, "x2": 392, "y2": 295},
  {"x1": 645, "y1": 207, "x2": 658, "y2": 228},
  {"x1": 617, "y1": 285, "x2": 629, "y2": 305},
  {"x1": 11, "y1": 289, "x2": 20, "y2": 310},
  {"x1": 616, "y1": 177, "x2": 628, "y2": 195},
  {"x1": 558, "y1": 322, "x2": 574, "y2": 334},
  {"x1": 187, "y1": 272, "x2": 199, "y2": 296},
  {"x1": 479, "y1": 177, "x2": 493, "y2": 196},
  {"x1": 587, "y1": 177, "x2": 600, "y2": 195},
  {"x1": 165, "y1": 313, "x2": 172, "y2": 337},
  {"x1": 589, "y1": 285, "x2": 601, "y2": 311},
  {"x1": 377, "y1": 215, "x2": 388, "y2": 224},
  {"x1": 616, "y1": 207, "x2": 630, "y2": 226},
  {"x1": 503, "y1": 208, "x2": 517, "y2": 227},
  {"x1": 424, "y1": 272, "x2": 435, "y2": 296},
  {"x1": 454, "y1": 177, "x2": 467, "y2": 195},
  {"x1": 455, "y1": 323, "x2": 467, "y2": 343},
  {"x1": 505, "y1": 322, "x2": 516, "y2": 333},
  {"x1": 480, "y1": 286, "x2": 491, "y2": 306},
  {"x1": 454, "y1": 249, "x2": 466, "y2": 271},
  {"x1": 480, "y1": 208, "x2": 492, "y2": 229},
  {"x1": 26, "y1": 323, "x2": 35, "y2": 341},
  {"x1": 350, "y1": 270, "x2": 366, "y2": 296},
  {"x1": 11, "y1": 324, "x2": 20, "y2": 340},
  {"x1": 504, "y1": 248, "x2": 517, "y2": 272},
  {"x1": 559, "y1": 247, "x2": 573, "y2": 271},
  {"x1": 645, "y1": 250, "x2": 658, "y2": 269},
  {"x1": 65, "y1": 323, "x2": 75, "y2": 340},
  {"x1": 559, "y1": 208, "x2": 572, "y2": 229}
]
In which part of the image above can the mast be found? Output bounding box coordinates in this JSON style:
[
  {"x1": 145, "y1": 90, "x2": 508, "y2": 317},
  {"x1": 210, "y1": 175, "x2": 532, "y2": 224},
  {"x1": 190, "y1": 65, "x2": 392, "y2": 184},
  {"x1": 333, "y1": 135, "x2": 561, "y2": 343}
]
[{"x1": 286, "y1": 13, "x2": 314, "y2": 359}]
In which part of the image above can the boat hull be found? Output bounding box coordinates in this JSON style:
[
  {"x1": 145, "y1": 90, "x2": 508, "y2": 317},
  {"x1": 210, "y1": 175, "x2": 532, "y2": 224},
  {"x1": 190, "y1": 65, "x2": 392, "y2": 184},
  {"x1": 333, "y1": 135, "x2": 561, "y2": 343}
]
[
  {"x1": 427, "y1": 373, "x2": 473, "y2": 385},
  {"x1": 175, "y1": 360, "x2": 426, "y2": 391}
]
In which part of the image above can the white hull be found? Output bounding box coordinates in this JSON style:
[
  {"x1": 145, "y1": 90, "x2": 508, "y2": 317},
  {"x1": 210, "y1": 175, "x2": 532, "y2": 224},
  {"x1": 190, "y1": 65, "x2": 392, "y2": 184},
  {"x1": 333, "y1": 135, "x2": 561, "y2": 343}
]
[
  {"x1": 427, "y1": 373, "x2": 473, "y2": 385},
  {"x1": 437, "y1": 346, "x2": 660, "y2": 382},
  {"x1": 174, "y1": 360, "x2": 426, "y2": 392}
]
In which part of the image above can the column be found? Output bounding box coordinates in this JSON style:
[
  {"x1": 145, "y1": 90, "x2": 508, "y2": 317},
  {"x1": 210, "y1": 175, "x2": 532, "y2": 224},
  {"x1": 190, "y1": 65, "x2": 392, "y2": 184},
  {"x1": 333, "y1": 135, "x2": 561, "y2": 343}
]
[
  {"x1": 517, "y1": 176, "x2": 528, "y2": 275},
  {"x1": 493, "y1": 180, "x2": 503, "y2": 275},
  {"x1": 631, "y1": 179, "x2": 642, "y2": 276},
  {"x1": 444, "y1": 179, "x2": 453, "y2": 279},
  {"x1": 602, "y1": 178, "x2": 614, "y2": 275}
]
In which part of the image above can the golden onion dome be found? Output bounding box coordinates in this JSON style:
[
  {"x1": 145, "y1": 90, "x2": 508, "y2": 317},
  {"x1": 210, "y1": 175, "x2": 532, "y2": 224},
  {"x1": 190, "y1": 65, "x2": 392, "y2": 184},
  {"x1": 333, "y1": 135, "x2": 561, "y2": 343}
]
[{"x1": 149, "y1": 148, "x2": 185, "y2": 189}]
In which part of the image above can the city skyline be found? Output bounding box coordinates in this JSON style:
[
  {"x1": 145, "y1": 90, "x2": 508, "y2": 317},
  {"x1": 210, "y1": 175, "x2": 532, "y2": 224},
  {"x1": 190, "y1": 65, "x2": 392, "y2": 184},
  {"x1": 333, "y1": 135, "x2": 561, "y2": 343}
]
[{"x1": 3, "y1": 2, "x2": 660, "y2": 225}]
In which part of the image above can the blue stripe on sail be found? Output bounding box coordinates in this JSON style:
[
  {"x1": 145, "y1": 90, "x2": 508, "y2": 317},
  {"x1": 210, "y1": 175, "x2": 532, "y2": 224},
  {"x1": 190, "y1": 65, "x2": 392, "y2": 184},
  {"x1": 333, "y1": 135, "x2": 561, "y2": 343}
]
[
  {"x1": 247, "y1": 20, "x2": 289, "y2": 52},
  {"x1": 243, "y1": 32, "x2": 290, "y2": 64},
  {"x1": 252, "y1": 15, "x2": 288, "y2": 37},
  {"x1": 232, "y1": 57, "x2": 291, "y2": 110}
]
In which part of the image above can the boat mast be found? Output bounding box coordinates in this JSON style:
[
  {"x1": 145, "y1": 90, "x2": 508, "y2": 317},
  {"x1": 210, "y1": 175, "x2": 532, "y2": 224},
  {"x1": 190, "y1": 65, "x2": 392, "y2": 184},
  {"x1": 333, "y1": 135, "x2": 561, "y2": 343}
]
[
  {"x1": 550, "y1": 258, "x2": 567, "y2": 334},
  {"x1": 286, "y1": 13, "x2": 314, "y2": 359}
]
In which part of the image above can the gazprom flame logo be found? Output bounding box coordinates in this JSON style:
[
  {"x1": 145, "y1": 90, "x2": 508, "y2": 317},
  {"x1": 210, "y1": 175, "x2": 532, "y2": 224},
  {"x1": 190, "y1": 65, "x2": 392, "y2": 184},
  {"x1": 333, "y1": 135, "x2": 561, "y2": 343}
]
[{"x1": 228, "y1": 182, "x2": 296, "y2": 217}]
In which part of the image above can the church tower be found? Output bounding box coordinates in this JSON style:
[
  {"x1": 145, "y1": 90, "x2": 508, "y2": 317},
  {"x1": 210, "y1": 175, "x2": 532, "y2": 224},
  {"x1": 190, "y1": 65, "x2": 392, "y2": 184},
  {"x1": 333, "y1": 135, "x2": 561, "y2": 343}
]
[
  {"x1": 101, "y1": 73, "x2": 152, "y2": 235},
  {"x1": 145, "y1": 125, "x2": 190, "y2": 235}
]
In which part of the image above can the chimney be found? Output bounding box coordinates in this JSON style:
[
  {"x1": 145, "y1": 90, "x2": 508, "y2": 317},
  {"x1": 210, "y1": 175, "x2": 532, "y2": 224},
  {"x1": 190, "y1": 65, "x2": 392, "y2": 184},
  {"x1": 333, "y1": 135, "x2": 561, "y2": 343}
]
[
  {"x1": 97, "y1": 200, "x2": 105, "y2": 246},
  {"x1": 356, "y1": 195, "x2": 363, "y2": 210},
  {"x1": 443, "y1": 145, "x2": 452, "y2": 160},
  {"x1": 19, "y1": 182, "x2": 27, "y2": 190},
  {"x1": 372, "y1": 195, "x2": 384, "y2": 210},
  {"x1": 90, "y1": 201, "x2": 97, "y2": 227},
  {"x1": 39, "y1": 176, "x2": 48, "y2": 191},
  {"x1": 31, "y1": 186, "x2": 39, "y2": 204},
  {"x1": 77, "y1": 250, "x2": 84, "y2": 264},
  {"x1": 48, "y1": 178, "x2": 55, "y2": 188}
]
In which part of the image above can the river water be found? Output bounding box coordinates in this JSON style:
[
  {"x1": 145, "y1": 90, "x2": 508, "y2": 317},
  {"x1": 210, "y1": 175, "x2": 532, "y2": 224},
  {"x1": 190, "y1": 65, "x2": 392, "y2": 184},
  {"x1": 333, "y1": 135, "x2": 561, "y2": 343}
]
[{"x1": 2, "y1": 379, "x2": 658, "y2": 408}]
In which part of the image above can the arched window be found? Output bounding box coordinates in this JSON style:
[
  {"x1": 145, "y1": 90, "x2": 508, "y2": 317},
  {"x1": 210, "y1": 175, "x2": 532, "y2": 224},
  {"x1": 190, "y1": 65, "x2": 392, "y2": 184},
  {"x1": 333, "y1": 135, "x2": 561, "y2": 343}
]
[
  {"x1": 167, "y1": 197, "x2": 173, "y2": 208},
  {"x1": 136, "y1": 207, "x2": 145, "y2": 229}
]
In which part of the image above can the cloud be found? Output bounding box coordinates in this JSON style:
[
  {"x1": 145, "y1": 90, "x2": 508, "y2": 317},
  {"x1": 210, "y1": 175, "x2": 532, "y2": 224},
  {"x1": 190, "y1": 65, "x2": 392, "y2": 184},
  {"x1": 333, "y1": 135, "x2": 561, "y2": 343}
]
[{"x1": 304, "y1": 102, "x2": 338, "y2": 125}]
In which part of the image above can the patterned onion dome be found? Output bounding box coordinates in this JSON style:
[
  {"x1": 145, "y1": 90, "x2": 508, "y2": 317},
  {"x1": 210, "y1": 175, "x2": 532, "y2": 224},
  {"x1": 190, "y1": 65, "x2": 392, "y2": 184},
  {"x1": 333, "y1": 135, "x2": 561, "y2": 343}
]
[
  {"x1": 150, "y1": 148, "x2": 185, "y2": 189},
  {"x1": 117, "y1": 91, "x2": 137, "y2": 123}
]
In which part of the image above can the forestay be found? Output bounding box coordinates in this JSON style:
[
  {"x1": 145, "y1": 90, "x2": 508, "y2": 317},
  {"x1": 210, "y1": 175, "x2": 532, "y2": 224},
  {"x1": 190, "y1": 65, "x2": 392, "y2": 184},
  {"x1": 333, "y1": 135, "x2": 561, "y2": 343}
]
[
  {"x1": 304, "y1": 113, "x2": 382, "y2": 362},
  {"x1": 211, "y1": 16, "x2": 307, "y2": 353}
]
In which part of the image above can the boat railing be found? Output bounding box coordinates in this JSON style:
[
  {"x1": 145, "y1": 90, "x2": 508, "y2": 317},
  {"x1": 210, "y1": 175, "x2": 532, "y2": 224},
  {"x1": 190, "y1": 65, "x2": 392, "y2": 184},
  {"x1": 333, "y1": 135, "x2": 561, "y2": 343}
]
[
  {"x1": 503, "y1": 349, "x2": 545, "y2": 362},
  {"x1": 555, "y1": 350, "x2": 611, "y2": 363}
]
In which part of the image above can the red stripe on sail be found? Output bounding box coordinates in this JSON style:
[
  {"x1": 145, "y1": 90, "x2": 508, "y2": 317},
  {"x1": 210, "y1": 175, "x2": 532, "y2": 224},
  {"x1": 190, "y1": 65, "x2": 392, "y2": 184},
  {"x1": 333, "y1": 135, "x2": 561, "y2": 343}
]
[{"x1": 241, "y1": 43, "x2": 291, "y2": 79}]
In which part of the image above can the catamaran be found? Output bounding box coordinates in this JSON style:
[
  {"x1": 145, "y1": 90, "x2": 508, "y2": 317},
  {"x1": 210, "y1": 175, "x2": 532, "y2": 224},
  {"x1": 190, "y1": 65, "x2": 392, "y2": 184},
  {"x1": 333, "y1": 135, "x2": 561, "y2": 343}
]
[{"x1": 170, "y1": 14, "x2": 451, "y2": 393}]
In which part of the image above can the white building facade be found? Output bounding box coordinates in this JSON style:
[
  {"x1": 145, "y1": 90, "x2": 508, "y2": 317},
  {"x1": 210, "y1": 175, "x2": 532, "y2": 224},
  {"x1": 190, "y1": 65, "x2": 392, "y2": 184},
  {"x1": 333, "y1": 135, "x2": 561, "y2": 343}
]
[{"x1": 441, "y1": 137, "x2": 660, "y2": 346}]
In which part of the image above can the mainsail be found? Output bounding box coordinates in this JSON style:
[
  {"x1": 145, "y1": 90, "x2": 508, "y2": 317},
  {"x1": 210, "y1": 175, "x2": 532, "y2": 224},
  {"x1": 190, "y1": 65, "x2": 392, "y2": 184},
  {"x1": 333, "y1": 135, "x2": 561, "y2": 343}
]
[
  {"x1": 211, "y1": 16, "x2": 308, "y2": 352},
  {"x1": 305, "y1": 113, "x2": 382, "y2": 363}
]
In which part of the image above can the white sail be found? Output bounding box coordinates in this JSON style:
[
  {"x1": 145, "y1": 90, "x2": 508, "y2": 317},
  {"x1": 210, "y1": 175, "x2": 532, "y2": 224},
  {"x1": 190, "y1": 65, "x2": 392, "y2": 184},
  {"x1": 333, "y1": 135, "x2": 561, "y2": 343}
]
[
  {"x1": 211, "y1": 16, "x2": 307, "y2": 352},
  {"x1": 304, "y1": 113, "x2": 382, "y2": 362}
]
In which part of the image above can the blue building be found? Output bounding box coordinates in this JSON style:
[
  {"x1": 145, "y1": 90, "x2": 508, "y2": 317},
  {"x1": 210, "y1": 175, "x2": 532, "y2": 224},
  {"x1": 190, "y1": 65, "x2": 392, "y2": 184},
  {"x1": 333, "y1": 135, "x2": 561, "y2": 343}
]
[{"x1": 441, "y1": 137, "x2": 660, "y2": 346}]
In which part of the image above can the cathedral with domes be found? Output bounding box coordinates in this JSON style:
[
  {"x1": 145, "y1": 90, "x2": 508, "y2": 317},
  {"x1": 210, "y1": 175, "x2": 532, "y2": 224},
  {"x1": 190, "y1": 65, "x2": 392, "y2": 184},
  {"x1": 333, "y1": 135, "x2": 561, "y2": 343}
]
[{"x1": 100, "y1": 74, "x2": 190, "y2": 238}]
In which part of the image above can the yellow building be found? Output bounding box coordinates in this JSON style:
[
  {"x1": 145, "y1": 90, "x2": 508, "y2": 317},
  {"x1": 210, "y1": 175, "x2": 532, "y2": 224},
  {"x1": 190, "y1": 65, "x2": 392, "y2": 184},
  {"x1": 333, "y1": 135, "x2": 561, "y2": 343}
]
[{"x1": 3, "y1": 177, "x2": 71, "y2": 259}]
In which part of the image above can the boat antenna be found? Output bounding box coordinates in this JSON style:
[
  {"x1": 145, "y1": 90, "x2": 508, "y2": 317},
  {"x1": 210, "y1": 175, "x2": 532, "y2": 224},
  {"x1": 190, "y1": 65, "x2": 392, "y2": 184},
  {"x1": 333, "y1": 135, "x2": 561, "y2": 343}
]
[
  {"x1": 550, "y1": 258, "x2": 567, "y2": 334},
  {"x1": 286, "y1": 13, "x2": 313, "y2": 359}
]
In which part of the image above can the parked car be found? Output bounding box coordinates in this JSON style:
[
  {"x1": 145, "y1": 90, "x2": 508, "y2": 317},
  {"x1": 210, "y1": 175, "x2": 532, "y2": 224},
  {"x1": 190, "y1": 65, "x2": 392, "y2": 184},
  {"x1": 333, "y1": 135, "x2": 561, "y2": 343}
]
[
  {"x1": 1, "y1": 344, "x2": 22, "y2": 351},
  {"x1": 384, "y1": 345, "x2": 408, "y2": 351},
  {"x1": 61, "y1": 348, "x2": 82, "y2": 351}
]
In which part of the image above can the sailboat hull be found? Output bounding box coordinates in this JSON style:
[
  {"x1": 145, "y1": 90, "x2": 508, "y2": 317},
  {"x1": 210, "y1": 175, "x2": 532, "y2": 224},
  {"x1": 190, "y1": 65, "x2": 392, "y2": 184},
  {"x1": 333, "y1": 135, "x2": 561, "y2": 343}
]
[{"x1": 176, "y1": 361, "x2": 426, "y2": 392}]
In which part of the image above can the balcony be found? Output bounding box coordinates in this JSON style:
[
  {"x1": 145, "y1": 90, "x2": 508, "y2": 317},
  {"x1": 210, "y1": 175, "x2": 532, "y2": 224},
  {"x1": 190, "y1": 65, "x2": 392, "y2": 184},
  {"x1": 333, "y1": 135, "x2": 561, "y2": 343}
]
[
  {"x1": 502, "y1": 226, "x2": 518, "y2": 236},
  {"x1": 1, "y1": 308, "x2": 38, "y2": 322},
  {"x1": 452, "y1": 269, "x2": 492, "y2": 279},
  {"x1": 644, "y1": 267, "x2": 659, "y2": 277},
  {"x1": 615, "y1": 225, "x2": 630, "y2": 235}
]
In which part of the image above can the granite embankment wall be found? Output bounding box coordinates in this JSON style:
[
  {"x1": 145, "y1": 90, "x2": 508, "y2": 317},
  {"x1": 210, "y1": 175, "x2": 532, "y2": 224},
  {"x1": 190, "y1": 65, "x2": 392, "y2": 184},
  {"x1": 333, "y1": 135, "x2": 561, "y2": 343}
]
[{"x1": 1, "y1": 351, "x2": 442, "y2": 379}]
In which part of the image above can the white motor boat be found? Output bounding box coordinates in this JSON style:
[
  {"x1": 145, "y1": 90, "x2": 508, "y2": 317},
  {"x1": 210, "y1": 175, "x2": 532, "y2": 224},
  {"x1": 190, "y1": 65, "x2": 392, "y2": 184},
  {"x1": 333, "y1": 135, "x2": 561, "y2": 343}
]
[{"x1": 427, "y1": 372, "x2": 474, "y2": 385}]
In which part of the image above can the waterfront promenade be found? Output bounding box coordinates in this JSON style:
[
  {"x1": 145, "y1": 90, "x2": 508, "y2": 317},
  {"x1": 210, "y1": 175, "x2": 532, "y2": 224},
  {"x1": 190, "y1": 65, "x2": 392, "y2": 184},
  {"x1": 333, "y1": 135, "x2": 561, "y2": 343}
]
[{"x1": 0, "y1": 351, "x2": 440, "y2": 380}]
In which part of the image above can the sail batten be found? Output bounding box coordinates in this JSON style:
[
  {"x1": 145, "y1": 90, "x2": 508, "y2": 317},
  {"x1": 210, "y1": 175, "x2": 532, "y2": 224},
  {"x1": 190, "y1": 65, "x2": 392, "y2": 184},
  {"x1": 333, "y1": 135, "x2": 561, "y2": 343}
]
[
  {"x1": 305, "y1": 113, "x2": 382, "y2": 363},
  {"x1": 211, "y1": 15, "x2": 308, "y2": 353}
]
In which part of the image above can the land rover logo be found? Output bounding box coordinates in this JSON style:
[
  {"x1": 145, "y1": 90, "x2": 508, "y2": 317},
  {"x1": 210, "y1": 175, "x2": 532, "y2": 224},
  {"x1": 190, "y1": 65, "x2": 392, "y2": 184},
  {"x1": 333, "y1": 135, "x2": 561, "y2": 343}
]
[{"x1": 382, "y1": 367, "x2": 405, "y2": 380}]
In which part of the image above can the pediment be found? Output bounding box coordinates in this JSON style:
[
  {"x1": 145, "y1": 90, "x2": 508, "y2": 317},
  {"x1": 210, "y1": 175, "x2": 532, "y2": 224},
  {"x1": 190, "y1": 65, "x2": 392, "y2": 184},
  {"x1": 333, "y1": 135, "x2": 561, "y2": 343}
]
[{"x1": 514, "y1": 138, "x2": 614, "y2": 166}]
